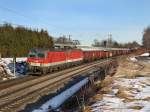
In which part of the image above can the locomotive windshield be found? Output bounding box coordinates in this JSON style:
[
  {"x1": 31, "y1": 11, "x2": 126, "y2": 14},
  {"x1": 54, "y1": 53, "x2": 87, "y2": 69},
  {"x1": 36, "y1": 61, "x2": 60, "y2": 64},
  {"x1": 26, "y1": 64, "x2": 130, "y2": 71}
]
[
  {"x1": 28, "y1": 52, "x2": 45, "y2": 58},
  {"x1": 28, "y1": 53, "x2": 36, "y2": 58},
  {"x1": 37, "y1": 53, "x2": 45, "y2": 58}
]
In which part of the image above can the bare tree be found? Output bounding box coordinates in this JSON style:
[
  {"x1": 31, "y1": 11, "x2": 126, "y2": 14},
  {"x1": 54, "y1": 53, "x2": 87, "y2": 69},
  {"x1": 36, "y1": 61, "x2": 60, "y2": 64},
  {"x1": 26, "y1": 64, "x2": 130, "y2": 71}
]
[
  {"x1": 55, "y1": 35, "x2": 73, "y2": 44},
  {"x1": 92, "y1": 39, "x2": 101, "y2": 47},
  {"x1": 55, "y1": 35, "x2": 80, "y2": 45},
  {"x1": 143, "y1": 27, "x2": 150, "y2": 49}
]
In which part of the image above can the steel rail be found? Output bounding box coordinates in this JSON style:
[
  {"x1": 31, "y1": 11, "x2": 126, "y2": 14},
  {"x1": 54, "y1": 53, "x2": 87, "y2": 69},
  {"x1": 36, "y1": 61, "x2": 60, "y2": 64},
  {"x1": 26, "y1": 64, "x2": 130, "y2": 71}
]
[{"x1": 0, "y1": 60, "x2": 115, "y2": 109}]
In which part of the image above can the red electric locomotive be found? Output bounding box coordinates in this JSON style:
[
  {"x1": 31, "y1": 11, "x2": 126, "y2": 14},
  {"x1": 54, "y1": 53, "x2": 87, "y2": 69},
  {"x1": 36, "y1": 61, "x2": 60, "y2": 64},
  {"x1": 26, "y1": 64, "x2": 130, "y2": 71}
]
[{"x1": 27, "y1": 49, "x2": 83, "y2": 74}]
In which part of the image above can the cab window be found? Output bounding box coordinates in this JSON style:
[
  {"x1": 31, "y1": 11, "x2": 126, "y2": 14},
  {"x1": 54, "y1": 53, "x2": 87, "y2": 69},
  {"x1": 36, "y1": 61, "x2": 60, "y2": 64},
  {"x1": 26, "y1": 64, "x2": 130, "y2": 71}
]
[
  {"x1": 37, "y1": 53, "x2": 45, "y2": 58},
  {"x1": 28, "y1": 53, "x2": 36, "y2": 58}
]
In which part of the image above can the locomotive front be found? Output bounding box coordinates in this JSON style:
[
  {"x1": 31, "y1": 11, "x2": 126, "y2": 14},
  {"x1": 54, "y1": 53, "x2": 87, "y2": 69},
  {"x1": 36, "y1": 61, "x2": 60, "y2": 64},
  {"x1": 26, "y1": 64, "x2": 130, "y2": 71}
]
[
  {"x1": 27, "y1": 49, "x2": 84, "y2": 74},
  {"x1": 27, "y1": 49, "x2": 47, "y2": 73}
]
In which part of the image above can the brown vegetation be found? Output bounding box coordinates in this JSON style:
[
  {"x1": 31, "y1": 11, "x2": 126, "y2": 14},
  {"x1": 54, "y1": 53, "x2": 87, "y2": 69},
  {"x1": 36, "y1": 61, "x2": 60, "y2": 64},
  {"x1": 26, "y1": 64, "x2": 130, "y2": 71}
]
[
  {"x1": 143, "y1": 27, "x2": 150, "y2": 49},
  {"x1": 115, "y1": 57, "x2": 150, "y2": 78},
  {"x1": 100, "y1": 76, "x2": 113, "y2": 88},
  {"x1": 128, "y1": 106, "x2": 144, "y2": 110},
  {"x1": 82, "y1": 76, "x2": 114, "y2": 112}
]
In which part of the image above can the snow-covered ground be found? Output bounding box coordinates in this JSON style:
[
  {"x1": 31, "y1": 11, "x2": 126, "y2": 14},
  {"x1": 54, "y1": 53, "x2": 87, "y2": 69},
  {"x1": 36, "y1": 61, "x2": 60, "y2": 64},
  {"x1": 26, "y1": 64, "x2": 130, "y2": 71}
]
[
  {"x1": 129, "y1": 57, "x2": 137, "y2": 62},
  {"x1": 130, "y1": 52, "x2": 150, "y2": 63},
  {"x1": 0, "y1": 57, "x2": 27, "y2": 79},
  {"x1": 91, "y1": 76, "x2": 150, "y2": 112},
  {"x1": 140, "y1": 53, "x2": 150, "y2": 57}
]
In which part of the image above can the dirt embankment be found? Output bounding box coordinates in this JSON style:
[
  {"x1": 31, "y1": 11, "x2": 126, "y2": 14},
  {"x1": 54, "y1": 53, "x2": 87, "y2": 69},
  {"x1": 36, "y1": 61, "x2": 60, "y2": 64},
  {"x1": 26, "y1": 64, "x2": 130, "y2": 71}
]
[
  {"x1": 115, "y1": 56, "x2": 150, "y2": 78},
  {"x1": 84, "y1": 55, "x2": 150, "y2": 112}
]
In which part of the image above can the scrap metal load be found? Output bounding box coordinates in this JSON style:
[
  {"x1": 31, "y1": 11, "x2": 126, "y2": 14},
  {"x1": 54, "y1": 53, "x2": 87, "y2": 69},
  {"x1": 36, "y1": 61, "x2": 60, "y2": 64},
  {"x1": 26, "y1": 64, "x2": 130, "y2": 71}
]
[{"x1": 27, "y1": 47, "x2": 131, "y2": 74}]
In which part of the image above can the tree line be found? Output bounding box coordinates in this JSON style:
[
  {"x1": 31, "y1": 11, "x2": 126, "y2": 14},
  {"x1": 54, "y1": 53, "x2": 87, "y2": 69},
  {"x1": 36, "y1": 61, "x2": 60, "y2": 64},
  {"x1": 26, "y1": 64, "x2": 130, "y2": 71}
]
[
  {"x1": 93, "y1": 26, "x2": 150, "y2": 49},
  {"x1": 92, "y1": 37, "x2": 140, "y2": 48},
  {"x1": 54, "y1": 35, "x2": 80, "y2": 45},
  {"x1": 0, "y1": 24, "x2": 53, "y2": 57}
]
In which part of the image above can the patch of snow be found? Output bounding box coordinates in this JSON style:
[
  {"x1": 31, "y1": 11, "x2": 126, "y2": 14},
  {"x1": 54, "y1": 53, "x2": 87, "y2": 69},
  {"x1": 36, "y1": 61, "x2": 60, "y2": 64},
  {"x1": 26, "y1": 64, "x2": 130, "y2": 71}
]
[
  {"x1": 141, "y1": 102, "x2": 150, "y2": 112},
  {"x1": 135, "y1": 84, "x2": 150, "y2": 99},
  {"x1": 0, "y1": 59, "x2": 14, "y2": 76},
  {"x1": 112, "y1": 89, "x2": 118, "y2": 94},
  {"x1": 140, "y1": 53, "x2": 150, "y2": 57},
  {"x1": 1, "y1": 57, "x2": 27, "y2": 63},
  {"x1": 129, "y1": 57, "x2": 137, "y2": 62},
  {"x1": 33, "y1": 78, "x2": 89, "y2": 112},
  {"x1": 0, "y1": 57, "x2": 27, "y2": 78},
  {"x1": 91, "y1": 95, "x2": 127, "y2": 112},
  {"x1": 2, "y1": 78, "x2": 7, "y2": 80}
]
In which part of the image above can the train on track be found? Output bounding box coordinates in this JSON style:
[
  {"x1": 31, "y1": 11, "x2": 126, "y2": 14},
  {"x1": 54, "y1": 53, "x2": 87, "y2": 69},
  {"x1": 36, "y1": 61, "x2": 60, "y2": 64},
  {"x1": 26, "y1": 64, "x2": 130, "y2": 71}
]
[{"x1": 27, "y1": 47, "x2": 131, "y2": 74}]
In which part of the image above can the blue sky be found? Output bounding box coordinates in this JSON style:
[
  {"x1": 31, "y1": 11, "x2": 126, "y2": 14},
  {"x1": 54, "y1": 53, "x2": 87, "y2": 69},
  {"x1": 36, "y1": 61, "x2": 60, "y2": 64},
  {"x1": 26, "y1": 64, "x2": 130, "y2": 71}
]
[{"x1": 0, "y1": 0, "x2": 150, "y2": 45}]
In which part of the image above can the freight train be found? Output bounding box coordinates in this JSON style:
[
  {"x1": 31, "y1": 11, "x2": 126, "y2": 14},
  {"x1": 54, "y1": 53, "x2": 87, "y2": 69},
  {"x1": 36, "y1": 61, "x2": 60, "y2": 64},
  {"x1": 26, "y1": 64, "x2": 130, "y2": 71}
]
[{"x1": 27, "y1": 47, "x2": 130, "y2": 74}]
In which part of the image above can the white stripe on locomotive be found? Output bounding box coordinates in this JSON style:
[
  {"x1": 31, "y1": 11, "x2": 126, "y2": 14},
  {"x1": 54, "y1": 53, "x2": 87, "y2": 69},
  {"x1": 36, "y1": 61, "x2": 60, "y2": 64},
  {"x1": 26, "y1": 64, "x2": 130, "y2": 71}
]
[{"x1": 29, "y1": 58, "x2": 83, "y2": 67}]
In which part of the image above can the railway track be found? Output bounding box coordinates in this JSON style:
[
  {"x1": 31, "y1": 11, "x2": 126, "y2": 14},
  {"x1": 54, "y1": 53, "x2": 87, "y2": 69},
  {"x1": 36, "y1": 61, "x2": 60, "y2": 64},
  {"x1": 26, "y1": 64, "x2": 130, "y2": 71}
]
[
  {"x1": 0, "y1": 58, "x2": 117, "y2": 112},
  {"x1": 0, "y1": 57, "x2": 115, "y2": 90},
  {"x1": 0, "y1": 61, "x2": 100, "y2": 90}
]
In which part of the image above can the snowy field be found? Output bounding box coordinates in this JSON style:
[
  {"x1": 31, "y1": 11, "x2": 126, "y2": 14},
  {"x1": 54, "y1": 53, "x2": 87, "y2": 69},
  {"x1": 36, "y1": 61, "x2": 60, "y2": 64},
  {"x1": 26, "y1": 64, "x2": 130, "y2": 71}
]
[{"x1": 91, "y1": 77, "x2": 150, "y2": 112}]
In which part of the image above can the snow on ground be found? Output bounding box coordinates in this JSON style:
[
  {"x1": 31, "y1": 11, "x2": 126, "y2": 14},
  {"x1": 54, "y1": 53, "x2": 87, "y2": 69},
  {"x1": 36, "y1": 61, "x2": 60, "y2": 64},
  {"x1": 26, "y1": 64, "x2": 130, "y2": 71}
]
[
  {"x1": 1, "y1": 57, "x2": 27, "y2": 64},
  {"x1": 0, "y1": 59, "x2": 13, "y2": 75},
  {"x1": 140, "y1": 53, "x2": 150, "y2": 57},
  {"x1": 90, "y1": 76, "x2": 150, "y2": 112},
  {"x1": 114, "y1": 77, "x2": 150, "y2": 100},
  {"x1": 130, "y1": 52, "x2": 150, "y2": 63},
  {"x1": 129, "y1": 57, "x2": 137, "y2": 62},
  {"x1": 0, "y1": 57, "x2": 27, "y2": 79}
]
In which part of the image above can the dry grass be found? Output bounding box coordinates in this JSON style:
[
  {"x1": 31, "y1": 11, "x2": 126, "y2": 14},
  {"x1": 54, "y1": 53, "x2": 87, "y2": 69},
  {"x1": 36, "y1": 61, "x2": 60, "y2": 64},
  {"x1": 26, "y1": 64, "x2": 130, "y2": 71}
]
[
  {"x1": 116, "y1": 88, "x2": 129, "y2": 99},
  {"x1": 115, "y1": 57, "x2": 150, "y2": 78},
  {"x1": 96, "y1": 76, "x2": 114, "y2": 94},
  {"x1": 92, "y1": 93, "x2": 103, "y2": 101},
  {"x1": 115, "y1": 87, "x2": 137, "y2": 102},
  {"x1": 101, "y1": 87, "x2": 112, "y2": 94},
  {"x1": 100, "y1": 76, "x2": 113, "y2": 87},
  {"x1": 125, "y1": 71, "x2": 143, "y2": 79},
  {"x1": 128, "y1": 106, "x2": 143, "y2": 110},
  {"x1": 83, "y1": 76, "x2": 114, "y2": 112},
  {"x1": 83, "y1": 106, "x2": 92, "y2": 112},
  {"x1": 143, "y1": 97, "x2": 150, "y2": 101}
]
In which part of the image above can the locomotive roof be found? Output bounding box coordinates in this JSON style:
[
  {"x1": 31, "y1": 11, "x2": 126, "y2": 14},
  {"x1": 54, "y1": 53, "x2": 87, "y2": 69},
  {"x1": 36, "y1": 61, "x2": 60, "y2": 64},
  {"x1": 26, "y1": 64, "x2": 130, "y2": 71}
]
[{"x1": 29, "y1": 48, "x2": 82, "y2": 53}]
